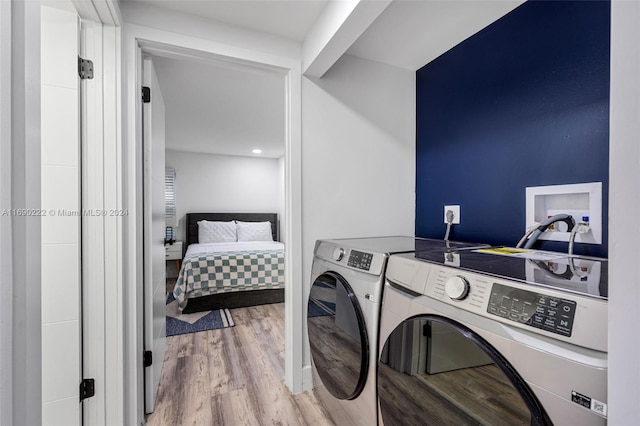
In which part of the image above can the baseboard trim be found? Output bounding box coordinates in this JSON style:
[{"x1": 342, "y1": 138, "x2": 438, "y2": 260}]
[{"x1": 302, "y1": 364, "x2": 313, "y2": 392}]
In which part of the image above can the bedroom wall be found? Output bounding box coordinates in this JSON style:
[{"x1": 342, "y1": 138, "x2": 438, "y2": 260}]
[
  {"x1": 302, "y1": 53, "x2": 416, "y2": 366},
  {"x1": 166, "y1": 149, "x2": 282, "y2": 243},
  {"x1": 415, "y1": 0, "x2": 610, "y2": 257}
]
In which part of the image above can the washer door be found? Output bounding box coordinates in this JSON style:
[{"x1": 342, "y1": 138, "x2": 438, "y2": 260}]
[
  {"x1": 378, "y1": 315, "x2": 552, "y2": 426},
  {"x1": 307, "y1": 272, "x2": 369, "y2": 400}
]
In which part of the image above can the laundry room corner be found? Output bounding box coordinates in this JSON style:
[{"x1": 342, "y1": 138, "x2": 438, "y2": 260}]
[{"x1": 301, "y1": 53, "x2": 416, "y2": 370}]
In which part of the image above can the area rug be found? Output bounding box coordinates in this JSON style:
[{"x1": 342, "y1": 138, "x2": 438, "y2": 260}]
[
  {"x1": 165, "y1": 292, "x2": 235, "y2": 337},
  {"x1": 307, "y1": 298, "x2": 334, "y2": 318}
]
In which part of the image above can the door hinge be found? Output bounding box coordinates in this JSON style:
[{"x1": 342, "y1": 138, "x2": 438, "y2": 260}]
[
  {"x1": 142, "y1": 86, "x2": 151, "y2": 103},
  {"x1": 80, "y1": 378, "x2": 95, "y2": 402},
  {"x1": 78, "y1": 56, "x2": 94, "y2": 80},
  {"x1": 144, "y1": 350, "x2": 153, "y2": 367}
]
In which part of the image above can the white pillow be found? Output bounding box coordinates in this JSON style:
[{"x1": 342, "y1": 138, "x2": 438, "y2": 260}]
[
  {"x1": 197, "y1": 220, "x2": 237, "y2": 243},
  {"x1": 236, "y1": 221, "x2": 273, "y2": 242}
]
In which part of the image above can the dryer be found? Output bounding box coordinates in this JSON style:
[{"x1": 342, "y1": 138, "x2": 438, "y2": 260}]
[
  {"x1": 378, "y1": 248, "x2": 608, "y2": 426},
  {"x1": 307, "y1": 237, "x2": 488, "y2": 426}
]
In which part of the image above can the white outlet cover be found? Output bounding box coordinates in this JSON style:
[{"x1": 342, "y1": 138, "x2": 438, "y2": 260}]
[{"x1": 444, "y1": 205, "x2": 460, "y2": 224}]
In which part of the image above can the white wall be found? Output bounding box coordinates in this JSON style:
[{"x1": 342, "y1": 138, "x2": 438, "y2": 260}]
[
  {"x1": 0, "y1": 1, "x2": 12, "y2": 420},
  {"x1": 166, "y1": 150, "x2": 282, "y2": 242},
  {"x1": 301, "y1": 53, "x2": 416, "y2": 365},
  {"x1": 2, "y1": 1, "x2": 42, "y2": 424},
  {"x1": 40, "y1": 5, "x2": 80, "y2": 425},
  {"x1": 608, "y1": 1, "x2": 640, "y2": 424}
]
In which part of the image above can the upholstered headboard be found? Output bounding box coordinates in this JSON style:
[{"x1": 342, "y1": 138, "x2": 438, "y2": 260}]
[{"x1": 185, "y1": 213, "x2": 279, "y2": 248}]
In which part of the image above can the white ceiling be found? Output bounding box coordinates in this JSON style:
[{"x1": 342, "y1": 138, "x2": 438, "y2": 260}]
[
  {"x1": 152, "y1": 54, "x2": 286, "y2": 158},
  {"x1": 346, "y1": 1, "x2": 524, "y2": 71},
  {"x1": 130, "y1": 0, "x2": 523, "y2": 158},
  {"x1": 129, "y1": 0, "x2": 329, "y2": 158},
  {"x1": 123, "y1": 0, "x2": 329, "y2": 42}
]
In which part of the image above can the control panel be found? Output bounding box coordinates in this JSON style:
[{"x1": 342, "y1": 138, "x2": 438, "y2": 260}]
[
  {"x1": 428, "y1": 268, "x2": 580, "y2": 339},
  {"x1": 384, "y1": 253, "x2": 609, "y2": 353},
  {"x1": 487, "y1": 283, "x2": 576, "y2": 337},
  {"x1": 314, "y1": 241, "x2": 385, "y2": 276},
  {"x1": 348, "y1": 250, "x2": 373, "y2": 271}
]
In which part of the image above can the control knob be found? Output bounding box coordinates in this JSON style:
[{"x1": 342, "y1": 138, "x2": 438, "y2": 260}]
[
  {"x1": 444, "y1": 275, "x2": 470, "y2": 301},
  {"x1": 332, "y1": 247, "x2": 345, "y2": 261}
]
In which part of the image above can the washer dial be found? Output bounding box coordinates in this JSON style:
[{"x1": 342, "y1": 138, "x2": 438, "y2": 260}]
[
  {"x1": 444, "y1": 275, "x2": 470, "y2": 300},
  {"x1": 332, "y1": 247, "x2": 345, "y2": 261}
]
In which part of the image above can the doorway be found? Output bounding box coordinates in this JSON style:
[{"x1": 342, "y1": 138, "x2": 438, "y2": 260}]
[{"x1": 125, "y1": 30, "x2": 303, "y2": 423}]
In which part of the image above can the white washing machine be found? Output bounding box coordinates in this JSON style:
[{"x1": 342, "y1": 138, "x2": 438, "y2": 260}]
[
  {"x1": 307, "y1": 237, "x2": 488, "y2": 426},
  {"x1": 378, "y1": 248, "x2": 608, "y2": 426}
]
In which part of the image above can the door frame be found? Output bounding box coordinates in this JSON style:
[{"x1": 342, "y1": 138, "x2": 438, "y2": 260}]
[
  {"x1": 123, "y1": 23, "x2": 303, "y2": 425},
  {"x1": 76, "y1": 2, "x2": 123, "y2": 425}
]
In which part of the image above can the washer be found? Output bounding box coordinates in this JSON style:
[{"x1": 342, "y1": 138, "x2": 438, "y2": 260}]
[
  {"x1": 307, "y1": 237, "x2": 488, "y2": 426},
  {"x1": 378, "y1": 248, "x2": 608, "y2": 426}
]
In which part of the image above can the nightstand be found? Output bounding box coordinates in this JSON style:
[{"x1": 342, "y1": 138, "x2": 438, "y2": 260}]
[{"x1": 165, "y1": 241, "x2": 183, "y2": 271}]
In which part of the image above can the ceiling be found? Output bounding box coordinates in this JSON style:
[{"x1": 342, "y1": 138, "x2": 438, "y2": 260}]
[
  {"x1": 153, "y1": 54, "x2": 286, "y2": 158},
  {"x1": 346, "y1": 1, "x2": 524, "y2": 70},
  {"x1": 127, "y1": 0, "x2": 329, "y2": 158},
  {"x1": 128, "y1": 0, "x2": 523, "y2": 158},
  {"x1": 123, "y1": 0, "x2": 329, "y2": 42}
]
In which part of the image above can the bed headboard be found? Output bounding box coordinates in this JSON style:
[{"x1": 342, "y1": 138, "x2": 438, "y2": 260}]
[{"x1": 185, "y1": 213, "x2": 279, "y2": 248}]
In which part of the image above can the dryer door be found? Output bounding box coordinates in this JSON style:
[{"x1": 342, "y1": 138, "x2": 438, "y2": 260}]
[
  {"x1": 307, "y1": 272, "x2": 369, "y2": 400},
  {"x1": 378, "y1": 315, "x2": 552, "y2": 426}
]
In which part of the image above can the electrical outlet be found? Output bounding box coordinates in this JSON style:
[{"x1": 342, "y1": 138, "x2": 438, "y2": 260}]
[{"x1": 444, "y1": 205, "x2": 460, "y2": 224}]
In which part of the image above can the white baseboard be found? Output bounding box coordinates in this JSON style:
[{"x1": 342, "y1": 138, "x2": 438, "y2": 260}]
[{"x1": 302, "y1": 364, "x2": 313, "y2": 392}]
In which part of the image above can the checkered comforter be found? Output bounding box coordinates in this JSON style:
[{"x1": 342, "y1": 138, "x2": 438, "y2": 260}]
[{"x1": 173, "y1": 249, "x2": 285, "y2": 311}]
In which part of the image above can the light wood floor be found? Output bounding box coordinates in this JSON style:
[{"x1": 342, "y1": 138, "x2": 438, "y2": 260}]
[
  {"x1": 146, "y1": 302, "x2": 335, "y2": 426},
  {"x1": 378, "y1": 355, "x2": 531, "y2": 426}
]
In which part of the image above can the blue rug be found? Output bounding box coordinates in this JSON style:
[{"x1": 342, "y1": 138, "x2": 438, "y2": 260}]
[
  {"x1": 307, "y1": 298, "x2": 334, "y2": 318},
  {"x1": 308, "y1": 280, "x2": 334, "y2": 318},
  {"x1": 166, "y1": 293, "x2": 235, "y2": 337}
]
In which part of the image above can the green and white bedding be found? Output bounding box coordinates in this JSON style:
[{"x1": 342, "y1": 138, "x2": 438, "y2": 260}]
[{"x1": 173, "y1": 242, "x2": 285, "y2": 311}]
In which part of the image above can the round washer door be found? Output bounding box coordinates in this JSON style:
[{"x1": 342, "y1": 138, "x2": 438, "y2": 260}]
[
  {"x1": 378, "y1": 315, "x2": 552, "y2": 426},
  {"x1": 307, "y1": 271, "x2": 369, "y2": 400}
]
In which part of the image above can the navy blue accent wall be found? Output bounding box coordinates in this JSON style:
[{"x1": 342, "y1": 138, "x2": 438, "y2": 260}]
[{"x1": 415, "y1": 0, "x2": 610, "y2": 257}]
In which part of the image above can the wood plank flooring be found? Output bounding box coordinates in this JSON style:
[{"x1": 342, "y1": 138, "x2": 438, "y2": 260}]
[
  {"x1": 417, "y1": 364, "x2": 531, "y2": 425},
  {"x1": 378, "y1": 360, "x2": 531, "y2": 426},
  {"x1": 307, "y1": 315, "x2": 363, "y2": 400},
  {"x1": 146, "y1": 302, "x2": 335, "y2": 426}
]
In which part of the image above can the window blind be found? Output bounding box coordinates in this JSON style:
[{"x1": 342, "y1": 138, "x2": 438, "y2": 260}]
[{"x1": 165, "y1": 168, "x2": 176, "y2": 218}]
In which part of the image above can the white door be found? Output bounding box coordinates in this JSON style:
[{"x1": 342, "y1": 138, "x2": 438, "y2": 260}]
[
  {"x1": 142, "y1": 57, "x2": 168, "y2": 413},
  {"x1": 40, "y1": 4, "x2": 82, "y2": 425}
]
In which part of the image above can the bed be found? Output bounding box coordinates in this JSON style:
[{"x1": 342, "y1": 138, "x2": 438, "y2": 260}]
[{"x1": 173, "y1": 213, "x2": 285, "y2": 313}]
